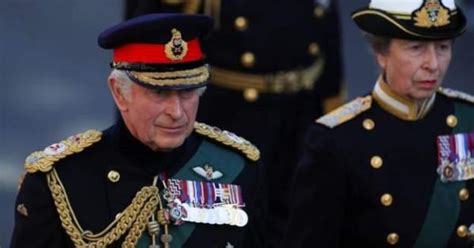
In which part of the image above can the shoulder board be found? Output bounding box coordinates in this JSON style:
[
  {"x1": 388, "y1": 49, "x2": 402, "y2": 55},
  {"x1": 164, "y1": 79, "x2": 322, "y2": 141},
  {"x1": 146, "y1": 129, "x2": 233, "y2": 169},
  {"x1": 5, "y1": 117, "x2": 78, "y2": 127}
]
[
  {"x1": 316, "y1": 95, "x2": 372, "y2": 128},
  {"x1": 194, "y1": 122, "x2": 260, "y2": 162},
  {"x1": 24, "y1": 130, "x2": 102, "y2": 173},
  {"x1": 437, "y1": 87, "x2": 474, "y2": 104}
]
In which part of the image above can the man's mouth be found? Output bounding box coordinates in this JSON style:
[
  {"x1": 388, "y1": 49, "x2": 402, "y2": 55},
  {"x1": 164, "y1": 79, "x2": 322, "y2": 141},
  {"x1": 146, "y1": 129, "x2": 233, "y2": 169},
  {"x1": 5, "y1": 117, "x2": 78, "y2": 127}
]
[{"x1": 158, "y1": 124, "x2": 186, "y2": 133}]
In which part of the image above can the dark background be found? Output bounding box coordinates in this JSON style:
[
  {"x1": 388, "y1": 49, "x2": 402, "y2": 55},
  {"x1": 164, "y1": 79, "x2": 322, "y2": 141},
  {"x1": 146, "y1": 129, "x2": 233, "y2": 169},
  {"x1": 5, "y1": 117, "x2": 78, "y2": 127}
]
[{"x1": 1, "y1": 1, "x2": 472, "y2": 246}]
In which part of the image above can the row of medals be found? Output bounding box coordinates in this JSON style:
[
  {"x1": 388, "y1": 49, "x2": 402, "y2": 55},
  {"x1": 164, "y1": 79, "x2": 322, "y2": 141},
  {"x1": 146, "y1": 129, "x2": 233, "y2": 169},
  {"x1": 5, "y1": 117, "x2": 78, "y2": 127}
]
[
  {"x1": 163, "y1": 189, "x2": 249, "y2": 227},
  {"x1": 179, "y1": 202, "x2": 248, "y2": 227}
]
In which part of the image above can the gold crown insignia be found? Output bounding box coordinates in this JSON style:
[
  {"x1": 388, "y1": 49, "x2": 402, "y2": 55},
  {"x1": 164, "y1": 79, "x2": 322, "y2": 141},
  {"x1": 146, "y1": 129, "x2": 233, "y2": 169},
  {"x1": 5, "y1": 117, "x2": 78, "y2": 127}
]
[
  {"x1": 165, "y1": 28, "x2": 188, "y2": 60},
  {"x1": 413, "y1": 0, "x2": 451, "y2": 28}
]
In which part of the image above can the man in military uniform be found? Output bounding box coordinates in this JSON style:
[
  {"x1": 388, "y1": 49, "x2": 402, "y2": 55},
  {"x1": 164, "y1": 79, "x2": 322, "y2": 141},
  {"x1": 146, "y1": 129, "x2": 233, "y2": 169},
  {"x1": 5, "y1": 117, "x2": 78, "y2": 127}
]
[
  {"x1": 124, "y1": 1, "x2": 344, "y2": 243},
  {"x1": 286, "y1": 0, "x2": 474, "y2": 247},
  {"x1": 11, "y1": 14, "x2": 264, "y2": 247}
]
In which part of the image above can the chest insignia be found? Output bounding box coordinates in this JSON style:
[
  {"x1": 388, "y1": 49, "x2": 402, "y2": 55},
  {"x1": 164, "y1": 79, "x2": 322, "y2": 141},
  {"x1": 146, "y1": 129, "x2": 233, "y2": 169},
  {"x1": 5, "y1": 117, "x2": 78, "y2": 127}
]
[
  {"x1": 437, "y1": 132, "x2": 474, "y2": 182},
  {"x1": 192, "y1": 163, "x2": 223, "y2": 180}
]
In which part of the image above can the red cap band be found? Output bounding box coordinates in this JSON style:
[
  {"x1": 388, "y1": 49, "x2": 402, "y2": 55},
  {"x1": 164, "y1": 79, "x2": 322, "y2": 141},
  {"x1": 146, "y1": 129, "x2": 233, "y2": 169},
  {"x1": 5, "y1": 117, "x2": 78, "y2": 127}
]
[{"x1": 113, "y1": 38, "x2": 203, "y2": 64}]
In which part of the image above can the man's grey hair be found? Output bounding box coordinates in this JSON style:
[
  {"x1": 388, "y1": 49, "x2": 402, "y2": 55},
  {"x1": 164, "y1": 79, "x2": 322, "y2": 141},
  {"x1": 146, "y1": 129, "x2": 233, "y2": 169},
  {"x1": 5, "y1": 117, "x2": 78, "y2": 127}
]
[
  {"x1": 196, "y1": 86, "x2": 207, "y2": 96},
  {"x1": 108, "y1": 69, "x2": 207, "y2": 99},
  {"x1": 109, "y1": 69, "x2": 133, "y2": 99}
]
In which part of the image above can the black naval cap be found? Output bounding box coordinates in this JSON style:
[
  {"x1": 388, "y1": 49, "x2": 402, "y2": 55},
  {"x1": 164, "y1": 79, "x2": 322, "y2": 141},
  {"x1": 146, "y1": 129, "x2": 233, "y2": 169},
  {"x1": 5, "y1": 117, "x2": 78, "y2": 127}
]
[
  {"x1": 352, "y1": 0, "x2": 467, "y2": 40},
  {"x1": 98, "y1": 13, "x2": 214, "y2": 90}
]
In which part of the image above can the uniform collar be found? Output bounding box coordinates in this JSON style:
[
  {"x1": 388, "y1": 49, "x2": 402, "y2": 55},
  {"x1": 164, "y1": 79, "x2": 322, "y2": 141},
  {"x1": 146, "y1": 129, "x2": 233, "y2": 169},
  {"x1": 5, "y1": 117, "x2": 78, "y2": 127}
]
[
  {"x1": 111, "y1": 117, "x2": 201, "y2": 175},
  {"x1": 372, "y1": 76, "x2": 436, "y2": 121}
]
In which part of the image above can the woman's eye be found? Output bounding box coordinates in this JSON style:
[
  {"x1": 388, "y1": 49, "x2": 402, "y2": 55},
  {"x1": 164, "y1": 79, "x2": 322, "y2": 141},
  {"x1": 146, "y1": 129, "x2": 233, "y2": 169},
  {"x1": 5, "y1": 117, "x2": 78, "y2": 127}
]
[{"x1": 438, "y1": 43, "x2": 451, "y2": 51}]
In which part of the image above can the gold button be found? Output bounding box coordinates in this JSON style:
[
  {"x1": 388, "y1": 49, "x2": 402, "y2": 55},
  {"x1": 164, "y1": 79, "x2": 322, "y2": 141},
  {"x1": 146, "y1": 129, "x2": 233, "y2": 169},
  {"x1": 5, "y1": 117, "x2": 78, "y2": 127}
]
[
  {"x1": 446, "y1": 115, "x2": 458, "y2": 128},
  {"x1": 457, "y1": 225, "x2": 468, "y2": 238},
  {"x1": 243, "y1": 88, "x2": 259, "y2": 102},
  {"x1": 308, "y1": 42, "x2": 320, "y2": 56},
  {"x1": 241, "y1": 52, "x2": 255, "y2": 68},
  {"x1": 234, "y1": 16, "x2": 248, "y2": 31},
  {"x1": 313, "y1": 6, "x2": 325, "y2": 18},
  {"x1": 386, "y1": 233, "x2": 399, "y2": 245},
  {"x1": 363, "y1": 119, "x2": 375, "y2": 130},
  {"x1": 381, "y1": 193, "x2": 393, "y2": 206},
  {"x1": 370, "y1": 155, "x2": 383, "y2": 169},
  {"x1": 107, "y1": 170, "x2": 120, "y2": 183},
  {"x1": 459, "y1": 188, "x2": 469, "y2": 201}
]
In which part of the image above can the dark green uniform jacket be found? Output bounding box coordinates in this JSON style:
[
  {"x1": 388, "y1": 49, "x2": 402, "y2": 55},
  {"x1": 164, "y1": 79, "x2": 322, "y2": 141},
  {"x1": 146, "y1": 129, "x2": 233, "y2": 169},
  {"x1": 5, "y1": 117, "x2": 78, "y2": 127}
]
[
  {"x1": 11, "y1": 119, "x2": 264, "y2": 247},
  {"x1": 287, "y1": 79, "x2": 474, "y2": 247}
]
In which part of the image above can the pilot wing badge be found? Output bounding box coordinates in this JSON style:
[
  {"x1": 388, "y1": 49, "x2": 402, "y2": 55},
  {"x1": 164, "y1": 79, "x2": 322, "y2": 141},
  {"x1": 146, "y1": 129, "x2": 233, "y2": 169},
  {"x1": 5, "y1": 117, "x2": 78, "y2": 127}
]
[{"x1": 192, "y1": 163, "x2": 223, "y2": 181}]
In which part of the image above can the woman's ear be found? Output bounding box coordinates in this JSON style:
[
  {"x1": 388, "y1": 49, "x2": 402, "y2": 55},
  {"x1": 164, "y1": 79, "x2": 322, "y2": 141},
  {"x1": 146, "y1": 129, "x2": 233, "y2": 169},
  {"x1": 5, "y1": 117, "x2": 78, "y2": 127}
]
[{"x1": 375, "y1": 52, "x2": 387, "y2": 71}]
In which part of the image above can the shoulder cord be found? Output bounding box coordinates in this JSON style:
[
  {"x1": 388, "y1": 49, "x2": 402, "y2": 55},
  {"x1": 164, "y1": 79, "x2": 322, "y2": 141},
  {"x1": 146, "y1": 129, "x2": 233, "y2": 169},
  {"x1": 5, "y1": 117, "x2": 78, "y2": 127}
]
[{"x1": 47, "y1": 169, "x2": 160, "y2": 247}]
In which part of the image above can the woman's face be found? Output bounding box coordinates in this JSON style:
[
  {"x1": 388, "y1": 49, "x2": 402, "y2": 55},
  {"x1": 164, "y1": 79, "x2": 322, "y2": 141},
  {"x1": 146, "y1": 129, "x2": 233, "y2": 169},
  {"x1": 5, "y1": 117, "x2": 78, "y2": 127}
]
[{"x1": 376, "y1": 38, "x2": 452, "y2": 102}]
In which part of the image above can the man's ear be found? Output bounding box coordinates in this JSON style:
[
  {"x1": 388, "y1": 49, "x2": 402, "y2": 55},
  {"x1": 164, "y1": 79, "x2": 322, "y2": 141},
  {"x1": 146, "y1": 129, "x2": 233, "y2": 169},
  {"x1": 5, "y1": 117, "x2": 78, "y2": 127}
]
[{"x1": 108, "y1": 78, "x2": 129, "y2": 112}]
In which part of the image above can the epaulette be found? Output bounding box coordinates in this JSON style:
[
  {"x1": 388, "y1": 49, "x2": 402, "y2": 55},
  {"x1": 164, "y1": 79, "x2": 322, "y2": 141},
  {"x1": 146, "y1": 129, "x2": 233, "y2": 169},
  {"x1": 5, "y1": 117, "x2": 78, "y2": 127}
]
[
  {"x1": 24, "y1": 130, "x2": 102, "y2": 173},
  {"x1": 194, "y1": 122, "x2": 260, "y2": 162},
  {"x1": 316, "y1": 95, "x2": 372, "y2": 128},
  {"x1": 437, "y1": 87, "x2": 474, "y2": 104}
]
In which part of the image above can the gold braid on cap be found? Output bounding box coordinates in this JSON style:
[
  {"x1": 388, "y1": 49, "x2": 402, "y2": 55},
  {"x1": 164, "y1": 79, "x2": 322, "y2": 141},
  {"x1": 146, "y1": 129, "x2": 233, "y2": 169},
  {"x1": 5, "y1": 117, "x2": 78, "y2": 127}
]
[
  {"x1": 47, "y1": 169, "x2": 162, "y2": 247},
  {"x1": 194, "y1": 122, "x2": 260, "y2": 161},
  {"x1": 24, "y1": 130, "x2": 102, "y2": 174},
  {"x1": 129, "y1": 65, "x2": 209, "y2": 87}
]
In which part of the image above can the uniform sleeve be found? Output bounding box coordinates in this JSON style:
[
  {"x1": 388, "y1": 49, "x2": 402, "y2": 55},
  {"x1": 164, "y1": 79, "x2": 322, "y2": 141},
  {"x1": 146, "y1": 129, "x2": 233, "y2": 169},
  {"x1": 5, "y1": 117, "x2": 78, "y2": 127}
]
[
  {"x1": 285, "y1": 124, "x2": 347, "y2": 247},
  {"x1": 11, "y1": 172, "x2": 69, "y2": 247}
]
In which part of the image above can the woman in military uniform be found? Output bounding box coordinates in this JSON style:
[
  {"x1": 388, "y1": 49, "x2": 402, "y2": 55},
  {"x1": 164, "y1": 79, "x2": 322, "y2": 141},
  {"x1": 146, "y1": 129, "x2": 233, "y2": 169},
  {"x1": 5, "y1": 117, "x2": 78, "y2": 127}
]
[
  {"x1": 11, "y1": 14, "x2": 264, "y2": 247},
  {"x1": 287, "y1": 0, "x2": 474, "y2": 247}
]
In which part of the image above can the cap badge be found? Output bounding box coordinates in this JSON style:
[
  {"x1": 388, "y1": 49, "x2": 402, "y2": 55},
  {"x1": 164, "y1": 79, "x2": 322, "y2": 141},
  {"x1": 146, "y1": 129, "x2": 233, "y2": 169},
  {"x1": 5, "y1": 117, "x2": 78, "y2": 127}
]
[
  {"x1": 165, "y1": 28, "x2": 188, "y2": 60},
  {"x1": 413, "y1": 0, "x2": 451, "y2": 28}
]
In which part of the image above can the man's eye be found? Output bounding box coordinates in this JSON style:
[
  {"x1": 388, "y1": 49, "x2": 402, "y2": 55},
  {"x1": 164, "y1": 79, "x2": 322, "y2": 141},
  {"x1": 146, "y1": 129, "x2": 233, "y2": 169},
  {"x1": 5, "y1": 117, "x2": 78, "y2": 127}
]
[{"x1": 153, "y1": 89, "x2": 168, "y2": 95}]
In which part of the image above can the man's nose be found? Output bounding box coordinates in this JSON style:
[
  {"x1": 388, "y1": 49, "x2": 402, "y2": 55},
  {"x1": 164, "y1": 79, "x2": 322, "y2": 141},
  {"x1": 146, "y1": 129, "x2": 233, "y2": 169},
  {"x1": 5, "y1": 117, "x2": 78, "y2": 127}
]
[{"x1": 164, "y1": 92, "x2": 184, "y2": 119}]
